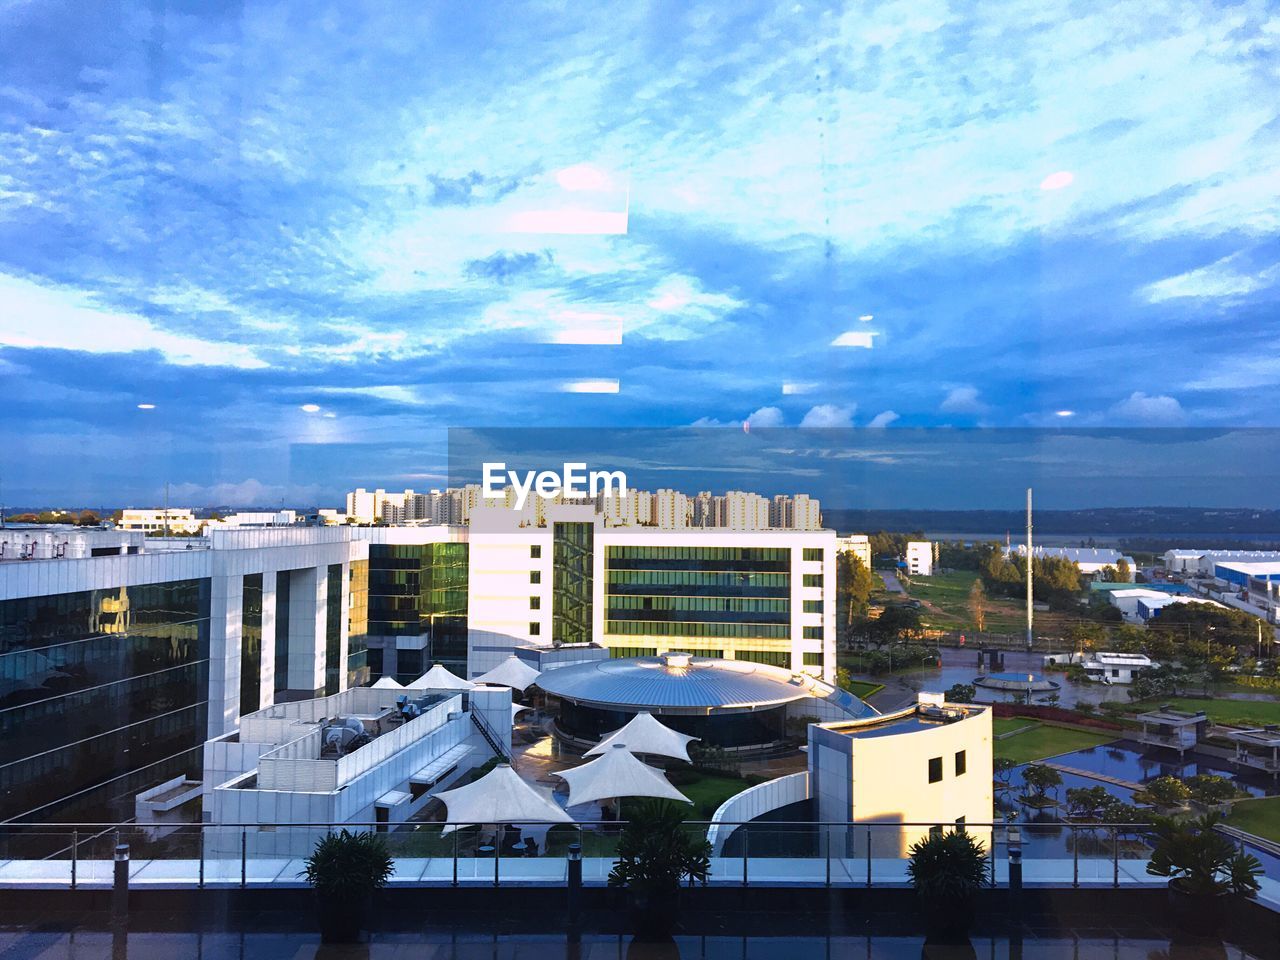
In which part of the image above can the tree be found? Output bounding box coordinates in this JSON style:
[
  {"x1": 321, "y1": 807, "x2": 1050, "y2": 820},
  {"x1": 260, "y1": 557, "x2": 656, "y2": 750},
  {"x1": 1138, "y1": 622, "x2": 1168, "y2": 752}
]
[
  {"x1": 1134, "y1": 775, "x2": 1191, "y2": 810},
  {"x1": 1116, "y1": 558, "x2": 1132, "y2": 583},
  {"x1": 1020, "y1": 764, "x2": 1062, "y2": 802},
  {"x1": 870, "y1": 603, "x2": 922, "y2": 643},
  {"x1": 1186, "y1": 775, "x2": 1242, "y2": 806},
  {"x1": 994, "y1": 758, "x2": 1016, "y2": 788},
  {"x1": 967, "y1": 578, "x2": 986, "y2": 632},
  {"x1": 836, "y1": 552, "x2": 876, "y2": 642},
  {"x1": 945, "y1": 682, "x2": 976, "y2": 703},
  {"x1": 1066, "y1": 785, "x2": 1111, "y2": 820},
  {"x1": 75, "y1": 510, "x2": 100, "y2": 526}
]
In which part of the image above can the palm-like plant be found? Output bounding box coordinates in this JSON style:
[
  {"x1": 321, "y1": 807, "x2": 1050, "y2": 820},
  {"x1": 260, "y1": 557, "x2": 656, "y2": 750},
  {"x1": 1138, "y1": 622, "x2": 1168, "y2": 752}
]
[
  {"x1": 301, "y1": 829, "x2": 395, "y2": 898},
  {"x1": 907, "y1": 830, "x2": 990, "y2": 937},
  {"x1": 608, "y1": 800, "x2": 711, "y2": 901},
  {"x1": 1146, "y1": 812, "x2": 1262, "y2": 898}
]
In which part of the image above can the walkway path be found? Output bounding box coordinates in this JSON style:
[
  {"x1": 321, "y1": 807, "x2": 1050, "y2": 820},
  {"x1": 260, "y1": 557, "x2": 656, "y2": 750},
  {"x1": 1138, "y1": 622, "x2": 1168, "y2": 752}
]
[{"x1": 1045, "y1": 762, "x2": 1142, "y2": 792}]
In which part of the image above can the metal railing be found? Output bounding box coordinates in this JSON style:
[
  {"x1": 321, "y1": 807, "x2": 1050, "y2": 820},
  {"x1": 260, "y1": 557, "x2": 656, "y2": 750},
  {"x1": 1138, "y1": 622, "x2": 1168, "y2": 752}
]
[{"x1": 0, "y1": 819, "x2": 1178, "y2": 891}]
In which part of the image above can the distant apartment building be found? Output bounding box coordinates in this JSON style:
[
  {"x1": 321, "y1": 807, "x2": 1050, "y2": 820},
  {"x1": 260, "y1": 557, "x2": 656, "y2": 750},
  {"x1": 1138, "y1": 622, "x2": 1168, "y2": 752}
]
[
  {"x1": 118, "y1": 508, "x2": 204, "y2": 535},
  {"x1": 905, "y1": 540, "x2": 933, "y2": 577},
  {"x1": 836, "y1": 534, "x2": 872, "y2": 571}
]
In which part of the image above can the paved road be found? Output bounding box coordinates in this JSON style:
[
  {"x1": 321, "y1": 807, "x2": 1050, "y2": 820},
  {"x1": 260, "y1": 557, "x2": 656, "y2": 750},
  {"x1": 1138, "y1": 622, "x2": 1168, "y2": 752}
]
[{"x1": 879, "y1": 571, "x2": 905, "y2": 593}]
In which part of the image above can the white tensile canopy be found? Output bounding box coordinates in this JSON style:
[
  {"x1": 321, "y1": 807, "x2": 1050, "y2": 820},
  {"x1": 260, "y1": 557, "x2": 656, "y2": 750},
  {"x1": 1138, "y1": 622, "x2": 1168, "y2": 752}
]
[
  {"x1": 512, "y1": 702, "x2": 533, "y2": 721},
  {"x1": 406, "y1": 664, "x2": 475, "y2": 691},
  {"x1": 585, "y1": 712, "x2": 699, "y2": 763},
  {"x1": 474, "y1": 656, "x2": 541, "y2": 692},
  {"x1": 370, "y1": 676, "x2": 403, "y2": 690},
  {"x1": 554, "y1": 744, "x2": 692, "y2": 808},
  {"x1": 434, "y1": 763, "x2": 572, "y2": 832}
]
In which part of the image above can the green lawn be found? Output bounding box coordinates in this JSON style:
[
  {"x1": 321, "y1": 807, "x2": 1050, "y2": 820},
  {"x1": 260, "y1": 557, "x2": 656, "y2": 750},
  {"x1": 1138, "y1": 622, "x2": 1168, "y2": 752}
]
[
  {"x1": 665, "y1": 770, "x2": 753, "y2": 819},
  {"x1": 899, "y1": 571, "x2": 1031, "y2": 633},
  {"x1": 994, "y1": 722, "x2": 1116, "y2": 764},
  {"x1": 1130, "y1": 697, "x2": 1280, "y2": 728},
  {"x1": 842, "y1": 679, "x2": 884, "y2": 700},
  {"x1": 993, "y1": 717, "x2": 1040, "y2": 737},
  {"x1": 1226, "y1": 796, "x2": 1280, "y2": 845}
]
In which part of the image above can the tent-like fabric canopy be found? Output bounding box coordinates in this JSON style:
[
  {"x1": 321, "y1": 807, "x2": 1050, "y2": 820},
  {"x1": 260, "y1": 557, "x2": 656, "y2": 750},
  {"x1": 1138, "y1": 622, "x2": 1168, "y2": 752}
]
[
  {"x1": 474, "y1": 656, "x2": 541, "y2": 692},
  {"x1": 406, "y1": 664, "x2": 475, "y2": 691},
  {"x1": 553, "y1": 744, "x2": 691, "y2": 808},
  {"x1": 512, "y1": 702, "x2": 533, "y2": 722},
  {"x1": 370, "y1": 676, "x2": 403, "y2": 690},
  {"x1": 434, "y1": 763, "x2": 572, "y2": 832},
  {"x1": 585, "y1": 712, "x2": 699, "y2": 763}
]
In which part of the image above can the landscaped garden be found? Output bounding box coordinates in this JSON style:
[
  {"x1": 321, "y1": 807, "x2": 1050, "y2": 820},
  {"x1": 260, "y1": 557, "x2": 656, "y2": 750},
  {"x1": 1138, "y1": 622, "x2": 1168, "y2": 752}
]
[
  {"x1": 993, "y1": 718, "x2": 1116, "y2": 764},
  {"x1": 1128, "y1": 696, "x2": 1280, "y2": 728}
]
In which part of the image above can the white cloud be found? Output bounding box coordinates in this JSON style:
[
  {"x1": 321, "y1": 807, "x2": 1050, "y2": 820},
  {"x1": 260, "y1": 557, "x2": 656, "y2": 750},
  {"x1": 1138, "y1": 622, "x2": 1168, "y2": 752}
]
[
  {"x1": 867, "y1": 410, "x2": 900, "y2": 428},
  {"x1": 560, "y1": 378, "x2": 620, "y2": 393},
  {"x1": 0, "y1": 273, "x2": 267, "y2": 369},
  {"x1": 746, "y1": 406, "x2": 785, "y2": 428},
  {"x1": 831, "y1": 331, "x2": 878, "y2": 348},
  {"x1": 940, "y1": 386, "x2": 987, "y2": 415},
  {"x1": 781, "y1": 381, "x2": 817, "y2": 395},
  {"x1": 1111, "y1": 391, "x2": 1185, "y2": 423},
  {"x1": 1144, "y1": 253, "x2": 1280, "y2": 302},
  {"x1": 317, "y1": 385, "x2": 429, "y2": 406},
  {"x1": 800, "y1": 404, "x2": 856, "y2": 428}
]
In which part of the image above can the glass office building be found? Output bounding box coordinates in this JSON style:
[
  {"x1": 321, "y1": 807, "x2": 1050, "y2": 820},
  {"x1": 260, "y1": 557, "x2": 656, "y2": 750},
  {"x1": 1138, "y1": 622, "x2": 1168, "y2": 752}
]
[
  {"x1": 366, "y1": 542, "x2": 468, "y2": 681},
  {"x1": 0, "y1": 578, "x2": 211, "y2": 823}
]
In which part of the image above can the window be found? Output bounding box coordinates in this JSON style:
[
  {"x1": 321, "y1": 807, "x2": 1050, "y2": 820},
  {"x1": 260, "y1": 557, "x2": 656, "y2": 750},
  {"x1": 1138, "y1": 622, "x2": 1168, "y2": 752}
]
[
  {"x1": 803, "y1": 651, "x2": 823, "y2": 666},
  {"x1": 802, "y1": 573, "x2": 823, "y2": 587},
  {"x1": 530, "y1": 545, "x2": 541, "y2": 559},
  {"x1": 736, "y1": 649, "x2": 789, "y2": 667},
  {"x1": 955, "y1": 750, "x2": 966, "y2": 776},
  {"x1": 803, "y1": 599, "x2": 823, "y2": 613},
  {"x1": 530, "y1": 596, "x2": 541, "y2": 610},
  {"x1": 928, "y1": 757, "x2": 943, "y2": 783},
  {"x1": 803, "y1": 625, "x2": 823, "y2": 640},
  {"x1": 529, "y1": 622, "x2": 541, "y2": 636},
  {"x1": 803, "y1": 548, "x2": 823, "y2": 562},
  {"x1": 530, "y1": 570, "x2": 541, "y2": 584}
]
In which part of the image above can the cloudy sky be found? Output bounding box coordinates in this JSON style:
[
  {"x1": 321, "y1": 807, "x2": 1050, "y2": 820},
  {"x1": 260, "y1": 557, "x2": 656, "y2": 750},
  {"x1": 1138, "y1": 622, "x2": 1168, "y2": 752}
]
[{"x1": 1, "y1": 0, "x2": 1278, "y2": 507}]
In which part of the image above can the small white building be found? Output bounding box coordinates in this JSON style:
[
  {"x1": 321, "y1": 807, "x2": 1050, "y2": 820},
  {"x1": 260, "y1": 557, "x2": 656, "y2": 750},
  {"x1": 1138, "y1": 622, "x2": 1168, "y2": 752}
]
[
  {"x1": 905, "y1": 541, "x2": 933, "y2": 577},
  {"x1": 1228, "y1": 727, "x2": 1280, "y2": 778},
  {"x1": 1137, "y1": 707, "x2": 1208, "y2": 757},
  {"x1": 809, "y1": 692, "x2": 992, "y2": 857},
  {"x1": 837, "y1": 534, "x2": 872, "y2": 571},
  {"x1": 118, "y1": 508, "x2": 204, "y2": 535},
  {"x1": 1081, "y1": 652, "x2": 1157, "y2": 684}
]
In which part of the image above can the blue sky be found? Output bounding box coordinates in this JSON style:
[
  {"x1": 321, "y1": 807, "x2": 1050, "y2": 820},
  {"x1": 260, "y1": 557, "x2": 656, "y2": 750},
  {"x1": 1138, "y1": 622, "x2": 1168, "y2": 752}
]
[{"x1": 1, "y1": 0, "x2": 1278, "y2": 507}]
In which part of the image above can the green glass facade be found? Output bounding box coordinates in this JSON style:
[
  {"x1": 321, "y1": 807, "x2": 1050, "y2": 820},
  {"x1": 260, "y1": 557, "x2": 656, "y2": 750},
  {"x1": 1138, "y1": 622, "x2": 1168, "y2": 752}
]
[
  {"x1": 347, "y1": 559, "x2": 369, "y2": 689},
  {"x1": 323, "y1": 563, "x2": 343, "y2": 695},
  {"x1": 0, "y1": 579, "x2": 210, "y2": 823},
  {"x1": 604, "y1": 545, "x2": 791, "y2": 648},
  {"x1": 552, "y1": 522, "x2": 593, "y2": 646},
  {"x1": 367, "y1": 542, "x2": 468, "y2": 679},
  {"x1": 239, "y1": 573, "x2": 263, "y2": 716}
]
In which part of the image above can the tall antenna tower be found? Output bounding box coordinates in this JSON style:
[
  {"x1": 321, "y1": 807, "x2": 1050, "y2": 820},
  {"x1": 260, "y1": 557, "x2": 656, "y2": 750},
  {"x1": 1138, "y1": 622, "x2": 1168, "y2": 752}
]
[
  {"x1": 163, "y1": 481, "x2": 170, "y2": 538},
  {"x1": 1025, "y1": 487, "x2": 1034, "y2": 651}
]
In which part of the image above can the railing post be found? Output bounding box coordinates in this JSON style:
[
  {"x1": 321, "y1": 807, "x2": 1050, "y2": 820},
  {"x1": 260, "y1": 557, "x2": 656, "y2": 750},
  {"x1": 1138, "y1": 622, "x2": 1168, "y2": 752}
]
[
  {"x1": 1111, "y1": 826, "x2": 1119, "y2": 888},
  {"x1": 240, "y1": 828, "x2": 247, "y2": 889},
  {"x1": 494, "y1": 833, "x2": 500, "y2": 887},
  {"x1": 865, "y1": 828, "x2": 871, "y2": 887},
  {"x1": 824, "y1": 827, "x2": 831, "y2": 887},
  {"x1": 112, "y1": 836, "x2": 129, "y2": 930},
  {"x1": 198, "y1": 826, "x2": 205, "y2": 889},
  {"x1": 70, "y1": 829, "x2": 77, "y2": 890},
  {"x1": 741, "y1": 827, "x2": 748, "y2": 887},
  {"x1": 1072, "y1": 826, "x2": 1079, "y2": 888},
  {"x1": 452, "y1": 828, "x2": 458, "y2": 887}
]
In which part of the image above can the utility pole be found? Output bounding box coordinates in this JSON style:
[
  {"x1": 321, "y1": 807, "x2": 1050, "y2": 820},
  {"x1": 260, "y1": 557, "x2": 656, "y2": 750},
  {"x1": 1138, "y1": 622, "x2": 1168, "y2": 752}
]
[{"x1": 1025, "y1": 488, "x2": 1034, "y2": 651}]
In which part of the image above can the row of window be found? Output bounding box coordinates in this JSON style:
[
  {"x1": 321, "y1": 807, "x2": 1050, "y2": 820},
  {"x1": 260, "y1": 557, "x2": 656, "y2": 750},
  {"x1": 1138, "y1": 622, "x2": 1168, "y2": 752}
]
[
  {"x1": 802, "y1": 573, "x2": 823, "y2": 587},
  {"x1": 927, "y1": 750, "x2": 967, "y2": 783},
  {"x1": 608, "y1": 546, "x2": 792, "y2": 562},
  {"x1": 802, "y1": 599, "x2": 823, "y2": 613},
  {"x1": 607, "y1": 570, "x2": 791, "y2": 588},
  {"x1": 607, "y1": 595, "x2": 790, "y2": 613},
  {"x1": 802, "y1": 548, "x2": 824, "y2": 561},
  {"x1": 605, "y1": 620, "x2": 790, "y2": 638}
]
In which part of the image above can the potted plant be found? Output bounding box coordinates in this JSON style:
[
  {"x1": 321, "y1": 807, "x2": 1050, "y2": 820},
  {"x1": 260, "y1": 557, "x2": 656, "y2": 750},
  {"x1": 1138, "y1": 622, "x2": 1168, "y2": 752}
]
[
  {"x1": 607, "y1": 800, "x2": 711, "y2": 939},
  {"x1": 1145, "y1": 812, "x2": 1262, "y2": 935},
  {"x1": 906, "y1": 829, "x2": 990, "y2": 943},
  {"x1": 301, "y1": 829, "x2": 395, "y2": 943}
]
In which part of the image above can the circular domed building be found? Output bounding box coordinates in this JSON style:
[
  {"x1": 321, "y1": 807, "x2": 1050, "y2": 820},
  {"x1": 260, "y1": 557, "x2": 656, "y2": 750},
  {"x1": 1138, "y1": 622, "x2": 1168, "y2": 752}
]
[{"x1": 537, "y1": 652, "x2": 874, "y2": 755}]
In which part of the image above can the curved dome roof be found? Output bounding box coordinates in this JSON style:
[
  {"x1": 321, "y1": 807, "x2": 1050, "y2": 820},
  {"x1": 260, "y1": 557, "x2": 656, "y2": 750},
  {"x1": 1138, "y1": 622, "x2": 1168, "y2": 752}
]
[{"x1": 537, "y1": 654, "x2": 861, "y2": 714}]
